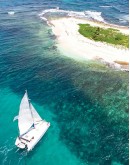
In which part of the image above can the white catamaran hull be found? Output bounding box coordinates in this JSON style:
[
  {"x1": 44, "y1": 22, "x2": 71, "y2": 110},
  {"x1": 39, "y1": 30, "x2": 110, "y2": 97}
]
[{"x1": 15, "y1": 120, "x2": 50, "y2": 151}]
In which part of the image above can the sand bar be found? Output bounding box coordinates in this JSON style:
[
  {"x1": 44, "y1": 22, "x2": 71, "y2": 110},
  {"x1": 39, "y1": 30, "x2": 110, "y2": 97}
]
[{"x1": 49, "y1": 17, "x2": 129, "y2": 69}]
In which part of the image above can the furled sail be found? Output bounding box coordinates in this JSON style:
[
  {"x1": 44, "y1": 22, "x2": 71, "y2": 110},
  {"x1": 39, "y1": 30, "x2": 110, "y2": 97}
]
[
  {"x1": 30, "y1": 103, "x2": 42, "y2": 123},
  {"x1": 18, "y1": 92, "x2": 34, "y2": 136}
]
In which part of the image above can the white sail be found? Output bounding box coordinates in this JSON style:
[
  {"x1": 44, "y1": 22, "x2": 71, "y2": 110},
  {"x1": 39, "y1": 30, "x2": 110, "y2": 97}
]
[
  {"x1": 18, "y1": 92, "x2": 34, "y2": 136},
  {"x1": 30, "y1": 103, "x2": 42, "y2": 123}
]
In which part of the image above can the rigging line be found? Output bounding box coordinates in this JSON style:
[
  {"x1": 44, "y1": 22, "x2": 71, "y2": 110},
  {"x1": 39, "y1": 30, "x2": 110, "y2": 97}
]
[
  {"x1": 26, "y1": 90, "x2": 35, "y2": 127},
  {"x1": 19, "y1": 124, "x2": 34, "y2": 137}
]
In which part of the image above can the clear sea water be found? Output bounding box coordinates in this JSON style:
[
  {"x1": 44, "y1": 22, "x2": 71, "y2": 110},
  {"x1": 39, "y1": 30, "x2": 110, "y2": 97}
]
[{"x1": 0, "y1": 0, "x2": 129, "y2": 165}]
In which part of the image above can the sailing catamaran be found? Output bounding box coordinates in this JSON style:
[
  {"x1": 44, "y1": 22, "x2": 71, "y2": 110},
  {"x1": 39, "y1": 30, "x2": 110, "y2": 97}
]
[{"x1": 14, "y1": 90, "x2": 50, "y2": 151}]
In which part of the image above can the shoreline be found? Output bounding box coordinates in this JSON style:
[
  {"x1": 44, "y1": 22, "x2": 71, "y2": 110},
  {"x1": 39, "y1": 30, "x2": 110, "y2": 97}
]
[
  {"x1": 48, "y1": 16, "x2": 129, "y2": 34},
  {"x1": 46, "y1": 17, "x2": 129, "y2": 70}
]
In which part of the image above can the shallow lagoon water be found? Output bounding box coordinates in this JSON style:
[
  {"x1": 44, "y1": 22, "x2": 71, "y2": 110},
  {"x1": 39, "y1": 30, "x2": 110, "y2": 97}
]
[{"x1": 0, "y1": 2, "x2": 129, "y2": 165}]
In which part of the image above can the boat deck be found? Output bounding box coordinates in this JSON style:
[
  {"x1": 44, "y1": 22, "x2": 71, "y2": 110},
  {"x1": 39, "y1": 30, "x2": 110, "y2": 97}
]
[{"x1": 15, "y1": 120, "x2": 50, "y2": 151}]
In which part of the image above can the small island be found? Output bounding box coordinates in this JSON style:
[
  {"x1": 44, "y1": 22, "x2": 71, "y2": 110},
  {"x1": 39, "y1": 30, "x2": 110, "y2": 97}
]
[
  {"x1": 78, "y1": 24, "x2": 129, "y2": 48},
  {"x1": 48, "y1": 17, "x2": 129, "y2": 70}
]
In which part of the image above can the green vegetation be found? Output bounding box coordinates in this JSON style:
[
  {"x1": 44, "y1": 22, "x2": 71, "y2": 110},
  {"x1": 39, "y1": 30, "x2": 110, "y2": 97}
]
[{"x1": 78, "y1": 24, "x2": 129, "y2": 48}]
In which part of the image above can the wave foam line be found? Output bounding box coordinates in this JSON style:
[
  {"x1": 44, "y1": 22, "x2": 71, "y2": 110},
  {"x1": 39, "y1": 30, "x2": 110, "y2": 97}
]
[
  {"x1": 100, "y1": 5, "x2": 112, "y2": 8},
  {"x1": 39, "y1": 8, "x2": 105, "y2": 23}
]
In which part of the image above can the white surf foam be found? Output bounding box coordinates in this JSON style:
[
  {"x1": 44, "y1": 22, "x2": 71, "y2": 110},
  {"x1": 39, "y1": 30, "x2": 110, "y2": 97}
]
[
  {"x1": 84, "y1": 11, "x2": 105, "y2": 22},
  {"x1": 39, "y1": 8, "x2": 66, "y2": 16},
  {"x1": 40, "y1": 16, "x2": 48, "y2": 22},
  {"x1": 100, "y1": 5, "x2": 112, "y2": 8},
  {"x1": 119, "y1": 15, "x2": 129, "y2": 24},
  {"x1": 8, "y1": 11, "x2": 15, "y2": 15},
  {"x1": 39, "y1": 8, "x2": 105, "y2": 23},
  {"x1": 67, "y1": 11, "x2": 86, "y2": 17}
]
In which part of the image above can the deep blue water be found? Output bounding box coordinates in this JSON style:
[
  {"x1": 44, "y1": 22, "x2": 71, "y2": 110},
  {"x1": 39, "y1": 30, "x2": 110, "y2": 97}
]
[
  {"x1": 0, "y1": 0, "x2": 129, "y2": 165},
  {"x1": 0, "y1": 0, "x2": 129, "y2": 26}
]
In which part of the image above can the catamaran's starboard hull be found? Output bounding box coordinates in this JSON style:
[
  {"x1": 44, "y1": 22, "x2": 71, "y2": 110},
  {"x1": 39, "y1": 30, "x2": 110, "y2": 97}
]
[{"x1": 15, "y1": 120, "x2": 50, "y2": 151}]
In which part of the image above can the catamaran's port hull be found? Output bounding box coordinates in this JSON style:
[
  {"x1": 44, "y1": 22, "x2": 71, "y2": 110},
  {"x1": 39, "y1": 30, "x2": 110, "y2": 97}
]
[{"x1": 15, "y1": 121, "x2": 50, "y2": 151}]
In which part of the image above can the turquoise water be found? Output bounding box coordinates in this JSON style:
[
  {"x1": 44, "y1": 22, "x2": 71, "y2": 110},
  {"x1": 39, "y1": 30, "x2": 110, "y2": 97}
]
[{"x1": 0, "y1": 1, "x2": 129, "y2": 165}]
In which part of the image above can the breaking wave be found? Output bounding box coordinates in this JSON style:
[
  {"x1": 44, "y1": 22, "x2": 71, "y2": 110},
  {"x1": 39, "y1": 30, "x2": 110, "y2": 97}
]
[
  {"x1": 119, "y1": 14, "x2": 129, "y2": 23},
  {"x1": 84, "y1": 11, "x2": 104, "y2": 22},
  {"x1": 39, "y1": 8, "x2": 105, "y2": 23}
]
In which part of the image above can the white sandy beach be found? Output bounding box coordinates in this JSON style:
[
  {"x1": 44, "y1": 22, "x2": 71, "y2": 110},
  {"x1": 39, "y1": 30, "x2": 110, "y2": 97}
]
[{"x1": 49, "y1": 17, "x2": 129, "y2": 69}]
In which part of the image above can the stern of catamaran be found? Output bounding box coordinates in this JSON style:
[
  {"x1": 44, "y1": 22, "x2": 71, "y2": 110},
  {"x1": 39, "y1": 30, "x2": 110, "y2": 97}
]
[{"x1": 15, "y1": 137, "x2": 26, "y2": 149}]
